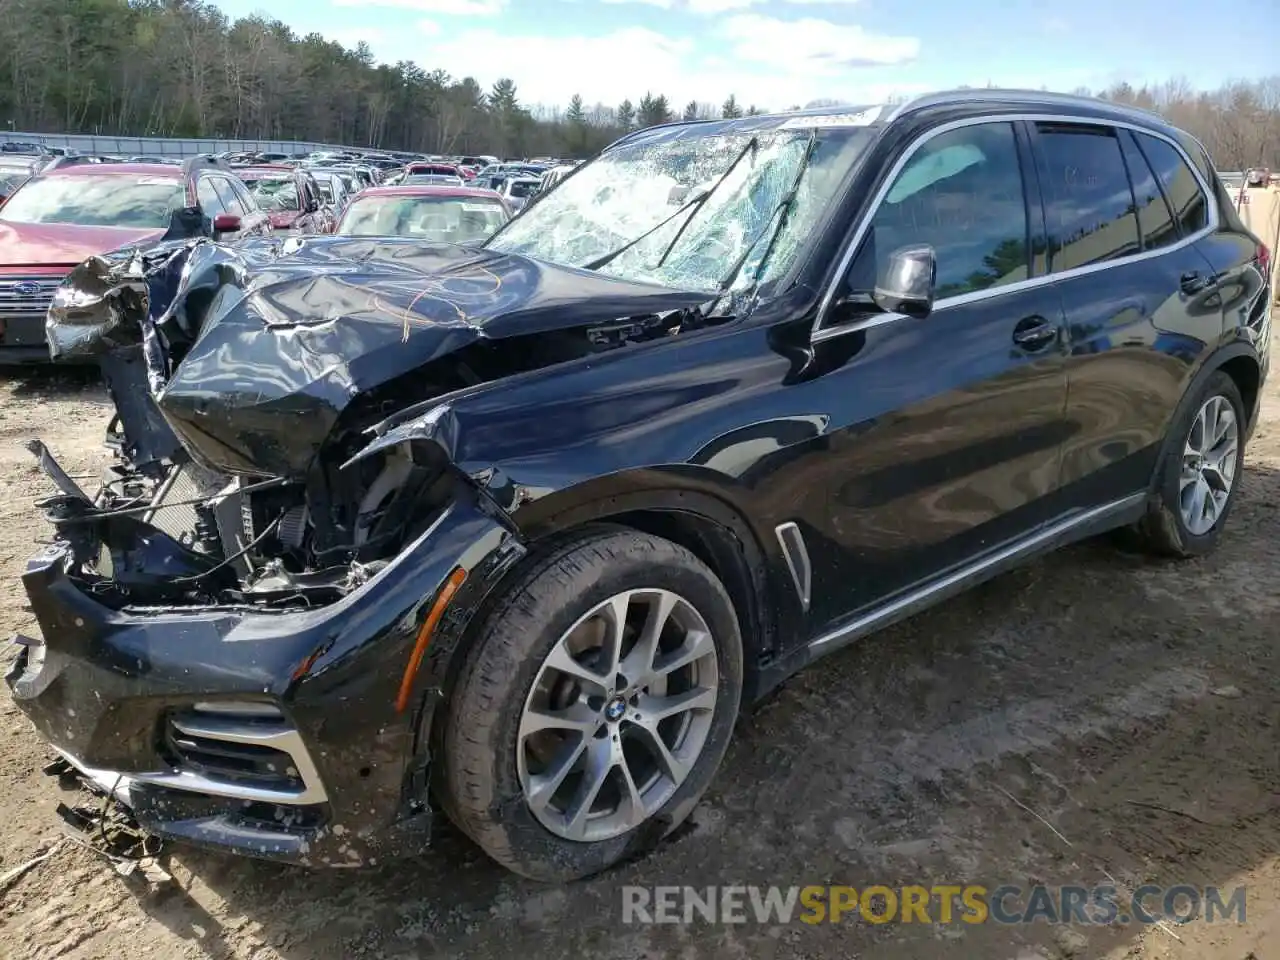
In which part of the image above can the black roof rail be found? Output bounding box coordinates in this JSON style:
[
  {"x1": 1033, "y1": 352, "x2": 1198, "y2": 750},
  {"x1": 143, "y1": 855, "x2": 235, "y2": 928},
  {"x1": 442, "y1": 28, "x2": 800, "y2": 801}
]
[
  {"x1": 887, "y1": 87, "x2": 1169, "y2": 124},
  {"x1": 182, "y1": 154, "x2": 232, "y2": 177}
]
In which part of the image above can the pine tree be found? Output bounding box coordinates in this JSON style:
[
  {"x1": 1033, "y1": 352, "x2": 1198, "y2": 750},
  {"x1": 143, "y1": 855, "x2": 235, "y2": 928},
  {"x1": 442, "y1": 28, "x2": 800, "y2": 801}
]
[{"x1": 616, "y1": 98, "x2": 635, "y2": 129}]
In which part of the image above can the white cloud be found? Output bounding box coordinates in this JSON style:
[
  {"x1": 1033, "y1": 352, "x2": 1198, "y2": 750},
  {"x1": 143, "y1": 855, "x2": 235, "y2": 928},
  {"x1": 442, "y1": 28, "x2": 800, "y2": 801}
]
[
  {"x1": 409, "y1": 21, "x2": 923, "y2": 109},
  {"x1": 604, "y1": 0, "x2": 864, "y2": 9},
  {"x1": 331, "y1": 0, "x2": 505, "y2": 13},
  {"x1": 687, "y1": 0, "x2": 755, "y2": 12},
  {"x1": 723, "y1": 15, "x2": 919, "y2": 70}
]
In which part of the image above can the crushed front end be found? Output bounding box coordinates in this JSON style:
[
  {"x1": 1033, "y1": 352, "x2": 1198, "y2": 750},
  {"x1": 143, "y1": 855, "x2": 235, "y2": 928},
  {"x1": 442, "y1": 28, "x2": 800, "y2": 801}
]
[
  {"x1": 3, "y1": 236, "x2": 561, "y2": 864},
  {"x1": 8, "y1": 234, "x2": 711, "y2": 863}
]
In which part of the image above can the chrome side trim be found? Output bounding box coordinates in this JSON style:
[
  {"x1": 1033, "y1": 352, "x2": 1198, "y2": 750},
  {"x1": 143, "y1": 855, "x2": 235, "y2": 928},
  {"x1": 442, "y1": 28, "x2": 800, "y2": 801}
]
[
  {"x1": 807, "y1": 492, "x2": 1147, "y2": 655},
  {"x1": 812, "y1": 113, "x2": 1220, "y2": 345},
  {"x1": 775, "y1": 521, "x2": 812, "y2": 611}
]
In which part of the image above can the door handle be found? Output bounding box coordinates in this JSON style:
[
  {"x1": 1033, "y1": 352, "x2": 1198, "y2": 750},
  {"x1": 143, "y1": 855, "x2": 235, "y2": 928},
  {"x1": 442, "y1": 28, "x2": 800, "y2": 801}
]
[
  {"x1": 1180, "y1": 270, "x2": 1221, "y2": 295},
  {"x1": 1012, "y1": 315, "x2": 1059, "y2": 351},
  {"x1": 1180, "y1": 271, "x2": 1205, "y2": 294}
]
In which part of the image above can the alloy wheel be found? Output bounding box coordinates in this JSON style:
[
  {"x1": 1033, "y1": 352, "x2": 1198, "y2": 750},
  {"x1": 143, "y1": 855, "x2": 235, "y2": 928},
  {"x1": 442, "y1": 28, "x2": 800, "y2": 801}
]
[
  {"x1": 516, "y1": 589, "x2": 719, "y2": 843},
  {"x1": 1180, "y1": 394, "x2": 1239, "y2": 536}
]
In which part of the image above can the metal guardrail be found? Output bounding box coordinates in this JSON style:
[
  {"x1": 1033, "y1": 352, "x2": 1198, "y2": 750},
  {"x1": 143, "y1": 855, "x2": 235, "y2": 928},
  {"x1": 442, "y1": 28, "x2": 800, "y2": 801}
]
[{"x1": 0, "y1": 131, "x2": 362, "y2": 158}]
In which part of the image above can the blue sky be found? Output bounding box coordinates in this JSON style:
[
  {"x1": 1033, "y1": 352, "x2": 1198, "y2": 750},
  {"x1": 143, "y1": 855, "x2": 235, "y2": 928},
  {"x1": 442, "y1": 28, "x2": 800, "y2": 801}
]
[{"x1": 209, "y1": 0, "x2": 1274, "y2": 111}]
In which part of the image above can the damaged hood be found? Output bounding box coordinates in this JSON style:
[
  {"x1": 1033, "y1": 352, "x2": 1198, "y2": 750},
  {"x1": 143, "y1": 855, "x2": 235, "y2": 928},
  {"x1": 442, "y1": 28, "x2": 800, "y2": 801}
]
[
  {"x1": 49, "y1": 235, "x2": 708, "y2": 477},
  {"x1": 0, "y1": 220, "x2": 165, "y2": 268}
]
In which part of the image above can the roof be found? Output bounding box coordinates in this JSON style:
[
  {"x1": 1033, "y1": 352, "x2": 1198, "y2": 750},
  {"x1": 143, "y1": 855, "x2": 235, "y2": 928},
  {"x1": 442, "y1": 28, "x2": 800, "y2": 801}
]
[
  {"x1": 41, "y1": 162, "x2": 183, "y2": 178},
  {"x1": 349, "y1": 184, "x2": 507, "y2": 202},
  {"x1": 611, "y1": 88, "x2": 1177, "y2": 150},
  {"x1": 231, "y1": 164, "x2": 296, "y2": 177}
]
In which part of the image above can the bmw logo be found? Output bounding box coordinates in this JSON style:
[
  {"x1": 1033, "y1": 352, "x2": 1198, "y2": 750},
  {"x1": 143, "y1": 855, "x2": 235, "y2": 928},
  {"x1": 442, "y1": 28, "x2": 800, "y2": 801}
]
[
  {"x1": 604, "y1": 697, "x2": 627, "y2": 722},
  {"x1": 13, "y1": 281, "x2": 41, "y2": 297}
]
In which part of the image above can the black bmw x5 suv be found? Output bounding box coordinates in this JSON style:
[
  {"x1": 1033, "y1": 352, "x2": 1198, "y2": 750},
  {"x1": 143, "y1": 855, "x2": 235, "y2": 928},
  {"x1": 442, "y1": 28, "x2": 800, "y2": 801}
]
[{"x1": 8, "y1": 89, "x2": 1271, "y2": 880}]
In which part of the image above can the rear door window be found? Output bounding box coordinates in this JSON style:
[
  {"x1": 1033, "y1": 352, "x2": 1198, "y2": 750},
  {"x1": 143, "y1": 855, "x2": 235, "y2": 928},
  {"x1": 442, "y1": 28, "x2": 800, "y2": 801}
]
[
  {"x1": 1035, "y1": 123, "x2": 1140, "y2": 272},
  {"x1": 227, "y1": 178, "x2": 261, "y2": 215},
  {"x1": 1132, "y1": 132, "x2": 1210, "y2": 236},
  {"x1": 849, "y1": 121, "x2": 1031, "y2": 300},
  {"x1": 211, "y1": 177, "x2": 246, "y2": 217},
  {"x1": 196, "y1": 176, "x2": 226, "y2": 218}
]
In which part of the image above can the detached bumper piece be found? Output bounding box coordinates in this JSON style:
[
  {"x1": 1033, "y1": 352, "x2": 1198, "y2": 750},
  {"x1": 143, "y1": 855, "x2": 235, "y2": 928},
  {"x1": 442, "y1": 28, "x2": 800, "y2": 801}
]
[{"x1": 7, "y1": 497, "x2": 520, "y2": 866}]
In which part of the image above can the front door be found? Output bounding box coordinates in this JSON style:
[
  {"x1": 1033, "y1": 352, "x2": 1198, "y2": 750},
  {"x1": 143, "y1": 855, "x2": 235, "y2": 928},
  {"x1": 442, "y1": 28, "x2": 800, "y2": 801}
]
[{"x1": 802, "y1": 119, "x2": 1071, "y2": 628}]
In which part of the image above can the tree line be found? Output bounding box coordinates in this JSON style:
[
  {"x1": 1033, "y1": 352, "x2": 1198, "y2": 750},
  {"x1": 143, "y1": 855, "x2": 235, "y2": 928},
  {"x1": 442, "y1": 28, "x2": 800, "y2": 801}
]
[{"x1": 0, "y1": 0, "x2": 1276, "y2": 168}]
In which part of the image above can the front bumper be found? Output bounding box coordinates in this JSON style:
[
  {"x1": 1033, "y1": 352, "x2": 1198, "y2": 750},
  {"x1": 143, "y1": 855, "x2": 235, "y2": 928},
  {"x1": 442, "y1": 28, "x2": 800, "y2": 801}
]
[
  {"x1": 7, "y1": 496, "x2": 522, "y2": 866},
  {"x1": 0, "y1": 313, "x2": 51, "y2": 363}
]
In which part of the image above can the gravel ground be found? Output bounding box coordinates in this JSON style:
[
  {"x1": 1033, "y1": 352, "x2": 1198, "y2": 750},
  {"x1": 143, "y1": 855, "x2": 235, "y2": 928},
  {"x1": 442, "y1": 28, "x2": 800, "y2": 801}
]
[{"x1": 0, "y1": 359, "x2": 1277, "y2": 960}]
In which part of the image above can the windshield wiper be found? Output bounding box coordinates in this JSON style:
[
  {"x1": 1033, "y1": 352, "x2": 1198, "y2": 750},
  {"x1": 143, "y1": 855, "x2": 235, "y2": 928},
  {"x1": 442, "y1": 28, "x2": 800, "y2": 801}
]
[
  {"x1": 716, "y1": 128, "x2": 819, "y2": 295},
  {"x1": 581, "y1": 135, "x2": 759, "y2": 273},
  {"x1": 649, "y1": 136, "x2": 758, "y2": 270}
]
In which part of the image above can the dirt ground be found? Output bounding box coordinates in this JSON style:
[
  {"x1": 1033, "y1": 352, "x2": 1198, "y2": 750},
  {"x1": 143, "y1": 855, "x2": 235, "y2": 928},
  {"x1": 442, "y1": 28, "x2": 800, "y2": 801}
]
[{"x1": 0, "y1": 358, "x2": 1277, "y2": 960}]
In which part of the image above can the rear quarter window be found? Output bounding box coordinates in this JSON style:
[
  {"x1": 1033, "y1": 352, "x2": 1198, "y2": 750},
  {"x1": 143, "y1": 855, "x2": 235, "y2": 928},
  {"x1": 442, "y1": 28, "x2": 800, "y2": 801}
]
[{"x1": 1132, "y1": 132, "x2": 1210, "y2": 237}]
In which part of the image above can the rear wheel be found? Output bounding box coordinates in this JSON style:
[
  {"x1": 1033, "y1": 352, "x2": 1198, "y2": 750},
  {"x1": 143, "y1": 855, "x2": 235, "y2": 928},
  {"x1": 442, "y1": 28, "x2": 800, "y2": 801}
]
[
  {"x1": 1131, "y1": 371, "x2": 1246, "y2": 558},
  {"x1": 440, "y1": 526, "x2": 743, "y2": 881}
]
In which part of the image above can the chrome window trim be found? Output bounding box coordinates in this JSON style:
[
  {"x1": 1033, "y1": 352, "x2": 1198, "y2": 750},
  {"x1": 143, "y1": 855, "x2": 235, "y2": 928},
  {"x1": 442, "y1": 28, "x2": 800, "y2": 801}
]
[{"x1": 812, "y1": 113, "x2": 1219, "y2": 345}]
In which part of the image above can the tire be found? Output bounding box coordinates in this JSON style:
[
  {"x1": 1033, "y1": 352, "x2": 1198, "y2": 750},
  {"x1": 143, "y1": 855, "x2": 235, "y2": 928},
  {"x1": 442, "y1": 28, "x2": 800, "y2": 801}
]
[
  {"x1": 439, "y1": 525, "x2": 743, "y2": 881},
  {"x1": 1131, "y1": 370, "x2": 1246, "y2": 558}
]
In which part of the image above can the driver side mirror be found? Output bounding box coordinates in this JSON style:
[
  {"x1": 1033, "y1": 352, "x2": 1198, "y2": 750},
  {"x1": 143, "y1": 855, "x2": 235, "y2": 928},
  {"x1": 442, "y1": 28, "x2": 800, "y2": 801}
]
[
  {"x1": 872, "y1": 244, "x2": 937, "y2": 319},
  {"x1": 211, "y1": 213, "x2": 242, "y2": 238}
]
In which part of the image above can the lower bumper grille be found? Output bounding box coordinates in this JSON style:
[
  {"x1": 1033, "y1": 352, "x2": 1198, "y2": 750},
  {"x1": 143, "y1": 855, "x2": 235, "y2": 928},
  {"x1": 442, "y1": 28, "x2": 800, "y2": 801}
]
[{"x1": 152, "y1": 705, "x2": 328, "y2": 805}]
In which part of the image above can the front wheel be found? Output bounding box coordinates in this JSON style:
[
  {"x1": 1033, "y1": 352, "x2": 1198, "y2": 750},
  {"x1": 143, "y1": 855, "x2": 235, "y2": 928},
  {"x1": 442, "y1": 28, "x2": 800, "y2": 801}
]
[
  {"x1": 1132, "y1": 370, "x2": 1246, "y2": 557},
  {"x1": 440, "y1": 527, "x2": 743, "y2": 881}
]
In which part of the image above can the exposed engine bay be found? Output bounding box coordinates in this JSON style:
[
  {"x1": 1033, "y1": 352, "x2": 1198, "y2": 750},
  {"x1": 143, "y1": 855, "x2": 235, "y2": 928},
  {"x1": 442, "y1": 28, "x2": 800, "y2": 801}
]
[{"x1": 31, "y1": 234, "x2": 719, "y2": 610}]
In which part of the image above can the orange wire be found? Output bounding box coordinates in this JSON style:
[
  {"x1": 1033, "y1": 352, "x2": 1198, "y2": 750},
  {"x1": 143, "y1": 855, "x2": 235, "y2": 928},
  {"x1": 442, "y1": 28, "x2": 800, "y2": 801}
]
[{"x1": 395, "y1": 566, "x2": 467, "y2": 713}]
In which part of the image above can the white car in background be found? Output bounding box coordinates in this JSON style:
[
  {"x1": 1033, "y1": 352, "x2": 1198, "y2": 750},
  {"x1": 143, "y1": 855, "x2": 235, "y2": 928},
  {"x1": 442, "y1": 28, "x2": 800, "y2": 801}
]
[
  {"x1": 309, "y1": 169, "x2": 353, "y2": 219},
  {"x1": 497, "y1": 176, "x2": 542, "y2": 212}
]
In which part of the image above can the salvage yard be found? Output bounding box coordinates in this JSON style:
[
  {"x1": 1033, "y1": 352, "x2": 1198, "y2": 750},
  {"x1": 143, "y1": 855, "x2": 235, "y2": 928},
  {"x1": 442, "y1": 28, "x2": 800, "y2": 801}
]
[{"x1": 0, "y1": 356, "x2": 1277, "y2": 960}]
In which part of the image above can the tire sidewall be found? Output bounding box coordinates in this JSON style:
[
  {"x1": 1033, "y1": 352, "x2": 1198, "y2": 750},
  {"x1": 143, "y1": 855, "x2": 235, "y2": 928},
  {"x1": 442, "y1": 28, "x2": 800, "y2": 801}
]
[
  {"x1": 445, "y1": 531, "x2": 743, "y2": 881},
  {"x1": 1158, "y1": 371, "x2": 1246, "y2": 555}
]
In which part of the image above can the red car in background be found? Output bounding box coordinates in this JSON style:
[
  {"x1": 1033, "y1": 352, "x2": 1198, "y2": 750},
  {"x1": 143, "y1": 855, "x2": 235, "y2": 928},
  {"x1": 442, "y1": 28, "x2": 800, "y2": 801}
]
[
  {"x1": 230, "y1": 164, "x2": 335, "y2": 235},
  {"x1": 0, "y1": 157, "x2": 269, "y2": 362},
  {"x1": 335, "y1": 184, "x2": 511, "y2": 243},
  {"x1": 405, "y1": 162, "x2": 470, "y2": 180}
]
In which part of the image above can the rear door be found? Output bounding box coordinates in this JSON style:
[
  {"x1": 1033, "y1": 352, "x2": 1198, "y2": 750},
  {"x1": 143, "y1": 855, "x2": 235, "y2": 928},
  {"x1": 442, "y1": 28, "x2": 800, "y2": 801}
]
[
  {"x1": 803, "y1": 118, "x2": 1071, "y2": 625},
  {"x1": 225, "y1": 177, "x2": 270, "y2": 236},
  {"x1": 1030, "y1": 120, "x2": 1224, "y2": 507}
]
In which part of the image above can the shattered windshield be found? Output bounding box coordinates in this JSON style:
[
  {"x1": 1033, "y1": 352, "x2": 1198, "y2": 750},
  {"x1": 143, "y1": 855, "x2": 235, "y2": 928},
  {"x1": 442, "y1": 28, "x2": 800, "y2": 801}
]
[
  {"x1": 338, "y1": 195, "x2": 509, "y2": 243},
  {"x1": 246, "y1": 177, "x2": 300, "y2": 212},
  {"x1": 485, "y1": 123, "x2": 877, "y2": 295}
]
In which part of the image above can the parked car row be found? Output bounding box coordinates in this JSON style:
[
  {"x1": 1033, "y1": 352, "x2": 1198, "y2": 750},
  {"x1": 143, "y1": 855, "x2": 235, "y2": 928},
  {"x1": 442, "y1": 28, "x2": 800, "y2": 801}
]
[{"x1": 0, "y1": 144, "x2": 544, "y2": 361}]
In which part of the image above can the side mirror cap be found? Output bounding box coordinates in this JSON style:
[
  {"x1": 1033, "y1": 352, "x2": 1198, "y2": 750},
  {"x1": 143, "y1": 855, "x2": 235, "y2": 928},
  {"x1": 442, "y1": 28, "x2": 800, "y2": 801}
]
[
  {"x1": 212, "y1": 212, "x2": 242, "y2": 236},
  {"x1": 873, "y1": 244, "x2": 937, "y2": 319}
]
